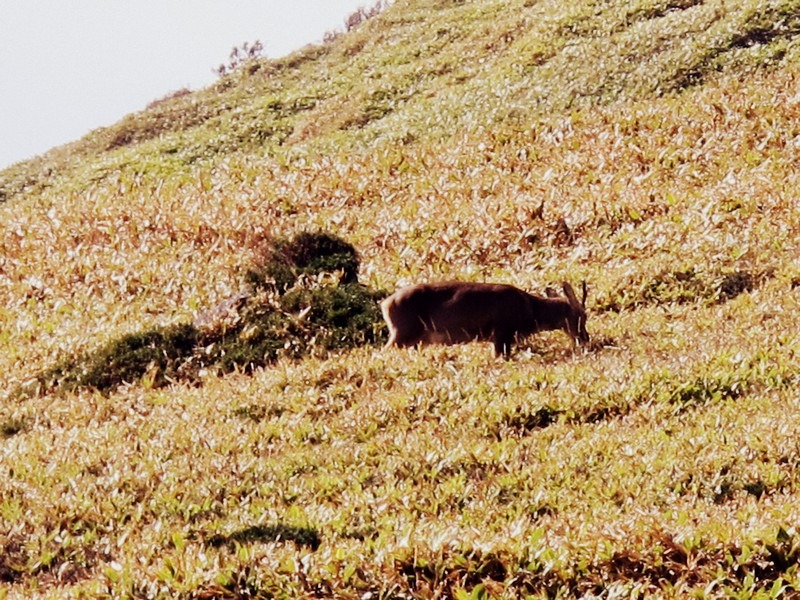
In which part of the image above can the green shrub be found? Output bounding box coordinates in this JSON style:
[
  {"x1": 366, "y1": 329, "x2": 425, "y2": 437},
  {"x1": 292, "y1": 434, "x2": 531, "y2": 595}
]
[
  {"x1": 246, "y1": 231, "x2": 360, "y2": 291},
  {"x1": 42, "y1": 323, "x2": 199, "y2": 393},
  {"x1": 32, "y1": 232, "x2": 384, "y2": 395}
]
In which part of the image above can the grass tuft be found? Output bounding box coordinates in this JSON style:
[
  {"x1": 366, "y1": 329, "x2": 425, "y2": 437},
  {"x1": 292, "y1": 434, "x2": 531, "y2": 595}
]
[
  {"x1": 245, "y1": 230, "x2": 361, "y2": 291},
  {"x1": 1, "y1": 416, "x2": 30, "y2": 438},
  {"x1": 205, "y1": 524, "x2": 322, "y2": 551}
]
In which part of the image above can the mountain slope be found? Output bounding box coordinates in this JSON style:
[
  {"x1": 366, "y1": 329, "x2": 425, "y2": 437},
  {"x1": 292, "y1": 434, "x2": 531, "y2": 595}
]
[
  {"x1": 3, "y1": 0, "x2": 800, "y2": 202},
  {"x1": 3, "y1": 0, "x2": 800, "y2": 597}
]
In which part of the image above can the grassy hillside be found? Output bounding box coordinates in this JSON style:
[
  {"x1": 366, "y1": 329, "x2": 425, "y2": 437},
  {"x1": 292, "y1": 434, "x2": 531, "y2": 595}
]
[{"x1": 3, "y1": 0, "x2": 800, "y2": 596}]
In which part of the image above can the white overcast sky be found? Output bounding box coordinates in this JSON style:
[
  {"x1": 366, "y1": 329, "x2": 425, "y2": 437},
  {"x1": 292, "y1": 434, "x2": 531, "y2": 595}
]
[{"x1": 0, "y1": 1, "x2": 371, "y2": 170}]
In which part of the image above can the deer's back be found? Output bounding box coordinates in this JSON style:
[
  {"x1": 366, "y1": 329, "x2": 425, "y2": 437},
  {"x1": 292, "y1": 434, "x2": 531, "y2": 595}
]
[{"x1": 383, "y1": 282, "x2": 535, "y2": 340}]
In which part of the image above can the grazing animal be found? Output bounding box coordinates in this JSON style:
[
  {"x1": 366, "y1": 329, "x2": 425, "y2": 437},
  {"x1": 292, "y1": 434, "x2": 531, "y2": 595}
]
[{"x1": 381, "y1": 281, "x2": 589, "y2": 357}]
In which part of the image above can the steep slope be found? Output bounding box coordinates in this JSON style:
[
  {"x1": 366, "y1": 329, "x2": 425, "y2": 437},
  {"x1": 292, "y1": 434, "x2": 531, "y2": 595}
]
[
  {"x1": 3, "y1": 0, "x2": 800, "y2": 597},
  {"x1": 2, "y1": 0, "x2": 799, "y2": 202}
]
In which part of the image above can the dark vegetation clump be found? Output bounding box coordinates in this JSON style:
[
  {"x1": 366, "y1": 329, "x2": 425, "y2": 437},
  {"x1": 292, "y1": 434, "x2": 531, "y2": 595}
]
[
  {"x1": 232, "y1": 403, "x2": 284, "y2": 422},
  {"x1": 245, "y1": 231, "x2": 360, "y2": 291},
  {"x1": 1, "y1": 416, "x2": 29, "y2": 438},
  {"x1": 43, "y1": 323, "x2": 200, "y2": 393},
  {"x1": 716, "y1": 269, "x2": 763, "y2": 302},
  {"x1": 32, "y1": 232, "x2": 386, "y2": 396},
  {"x1": 393, "y1": 548, "x2": 510, "y2": 596},
  {"x1": 597, "y1": 267, "x2": 773, "y2": 312},
  {"x1": 204, "y1": 524, "x2": 321, "y2": 551},
  {"x1": 494, "y1": 398, "x2": 631, "y2": 438}
]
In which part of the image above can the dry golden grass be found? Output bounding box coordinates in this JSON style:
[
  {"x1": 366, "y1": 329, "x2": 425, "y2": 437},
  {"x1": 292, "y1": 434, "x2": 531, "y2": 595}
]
[{"x1": 4, "y1": 0, "x2": 800, "y2": 597}]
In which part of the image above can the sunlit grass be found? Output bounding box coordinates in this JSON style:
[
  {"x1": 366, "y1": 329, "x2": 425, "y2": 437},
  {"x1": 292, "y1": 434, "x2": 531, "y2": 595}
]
[{"x1": 3, "y1": 0, "x2": 800, "y2": 596}]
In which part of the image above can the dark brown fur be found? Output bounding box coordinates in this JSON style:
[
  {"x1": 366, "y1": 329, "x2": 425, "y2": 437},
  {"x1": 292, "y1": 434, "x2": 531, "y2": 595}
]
[{"x1": 381, "y1": 281, "x2": 588, "y2": 357}]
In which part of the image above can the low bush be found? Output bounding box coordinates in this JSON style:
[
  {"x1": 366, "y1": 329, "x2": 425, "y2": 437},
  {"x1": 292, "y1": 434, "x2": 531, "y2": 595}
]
[
  {"x1": 32, "y1": 232, "x2": 385, "y2": 395},
  {"x1": 245, "y1": 231, "x2": 360, "y2": 291}
]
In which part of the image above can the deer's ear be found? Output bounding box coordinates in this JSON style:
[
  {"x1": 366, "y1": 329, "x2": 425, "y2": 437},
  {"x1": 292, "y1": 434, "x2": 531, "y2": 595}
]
[
  {"x1": 545, "y1": 287, "x2": 559, "y2": 298},
  {"x1": 562, "y1": 282, "x2": 580, "y2": 308}
]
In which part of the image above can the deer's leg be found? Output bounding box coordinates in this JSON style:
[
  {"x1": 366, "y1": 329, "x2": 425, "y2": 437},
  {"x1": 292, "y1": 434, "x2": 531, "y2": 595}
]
[
  {"x1": 384, "y1": 327, "x2": 398, "y2": 348},
  {"x1": 389, "y1": 323, "x2": 425, "y2": 348},
  {"x1": 493, "y1": 332, "x2": 514, "y2": 358}
]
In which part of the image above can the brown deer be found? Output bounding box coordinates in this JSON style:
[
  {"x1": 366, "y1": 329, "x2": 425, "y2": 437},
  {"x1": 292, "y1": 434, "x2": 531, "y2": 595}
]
[{"x1": 381, "y1": 281, "x2": 588, "y2": 358}]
